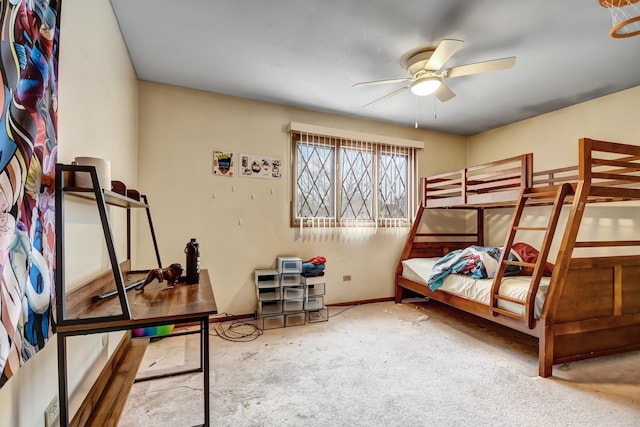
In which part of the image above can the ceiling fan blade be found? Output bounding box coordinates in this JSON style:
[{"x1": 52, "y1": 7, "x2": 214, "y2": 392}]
[
  {"x1": 435, "y1": 82, "x2": 456, "y2": 102},
  {"x1": 362, "y1": 86, "x2": 410, "y2": 108},
  {"x1": 425, "y1": 39, "x2": 464, "y2": 71},
  {"x1": 444, "y1": 56, "x2": 516, "y2": 79},
  {"x1": 352, "y1": 77, "x2": 411, "y2": 88}
]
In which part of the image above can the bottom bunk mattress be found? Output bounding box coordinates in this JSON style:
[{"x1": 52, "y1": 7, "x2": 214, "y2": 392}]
[{"x1": 401, "y1": 257, "x2": 550, "y2": 319}]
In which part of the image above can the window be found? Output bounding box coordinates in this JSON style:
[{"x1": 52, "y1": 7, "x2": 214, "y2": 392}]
[{"x1": 291, "y1": 131, "x2": 417, "y2": 227}]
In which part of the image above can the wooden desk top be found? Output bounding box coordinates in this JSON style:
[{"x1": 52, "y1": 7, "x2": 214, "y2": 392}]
[{"x1": 57, "y1": 269, "x2": 217, "y2": 335}]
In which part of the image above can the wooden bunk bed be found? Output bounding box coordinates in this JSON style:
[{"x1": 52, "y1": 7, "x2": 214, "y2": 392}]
[{"x1": 395, "y1": 137, "x2": 640, "y2": 377}]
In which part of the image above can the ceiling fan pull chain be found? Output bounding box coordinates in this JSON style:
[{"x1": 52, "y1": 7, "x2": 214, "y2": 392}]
[
  {"x1": 415, "y1": 96, "x2": 419, "y2": 128},
  {"x1": 434, "y1": 97, "x2": 438, "y2": 120}
]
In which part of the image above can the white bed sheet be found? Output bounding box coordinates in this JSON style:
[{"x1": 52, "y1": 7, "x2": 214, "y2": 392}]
[{"x1": 401, "y1": 257, "x2": 550, "y2": 319}]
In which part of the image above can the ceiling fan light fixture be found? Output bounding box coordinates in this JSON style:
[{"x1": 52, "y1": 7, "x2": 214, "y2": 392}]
[{"x1": 410, "y1": 76, "x2": 441, "y2": 96}]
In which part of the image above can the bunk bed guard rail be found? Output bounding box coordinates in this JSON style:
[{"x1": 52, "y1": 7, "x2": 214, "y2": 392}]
[{"x1": 422, "y1": 153, "x2": 533, "y2": 208}]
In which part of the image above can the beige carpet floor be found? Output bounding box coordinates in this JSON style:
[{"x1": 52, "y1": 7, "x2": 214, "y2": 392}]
[{"x1": 119, "y1": 301, "x2": 640, "y2": 427}]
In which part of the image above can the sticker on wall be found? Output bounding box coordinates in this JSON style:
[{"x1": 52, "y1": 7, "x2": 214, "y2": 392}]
[
  {"x1": 239, "y1": 154, "x2": 282, "y2": 179},
  {"x1": 213, "y1": 150, "x2": 235, "y2": 177}
]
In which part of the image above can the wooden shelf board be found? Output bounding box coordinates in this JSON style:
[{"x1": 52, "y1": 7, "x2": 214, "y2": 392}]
[{"x1": 63, "y1": 187, "x2": 148, "y2": 208}]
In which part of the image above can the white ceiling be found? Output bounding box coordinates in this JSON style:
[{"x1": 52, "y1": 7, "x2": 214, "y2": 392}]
[{"x1": 109, "y1": 0, "x2": 640, "y2": 136}]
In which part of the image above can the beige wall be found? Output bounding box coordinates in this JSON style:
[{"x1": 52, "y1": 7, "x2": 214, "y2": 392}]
[
  {"x1": 135, "y1": 82, "x2": 467, "y2": 315},
  {"x1": 0, "y1": 0, "x2": 139, "y2": 426},
  {"x1": 467, "y1": 85, "x2": 640, "y2": 168}
]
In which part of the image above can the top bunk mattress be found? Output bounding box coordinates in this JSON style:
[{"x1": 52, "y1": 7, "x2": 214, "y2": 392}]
[{"x1": 402, "y1": 257, "x2": 550, "y2": 319}]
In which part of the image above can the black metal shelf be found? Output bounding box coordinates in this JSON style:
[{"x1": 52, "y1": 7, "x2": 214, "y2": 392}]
[
  {"x1": 54, "y1": 163, "x2": 166, "y2": 426},
  {"x1": 55, "y1": 163, "x2": 163, "y2": 326}
]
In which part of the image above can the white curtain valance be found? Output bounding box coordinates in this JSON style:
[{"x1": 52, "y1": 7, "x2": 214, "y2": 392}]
[{"x1": 288, "y1": 122, "x2": 424, "y2": 149}]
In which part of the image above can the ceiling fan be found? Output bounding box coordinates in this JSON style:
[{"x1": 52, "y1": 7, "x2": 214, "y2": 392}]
[{"x1": 353, "y1": 39, "x2": 516, "y2": 108}]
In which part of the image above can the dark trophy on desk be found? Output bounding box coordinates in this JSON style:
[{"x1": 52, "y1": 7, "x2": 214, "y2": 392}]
[{"x1": 185, "y1": 238, "x2": 201, "y2": 284}]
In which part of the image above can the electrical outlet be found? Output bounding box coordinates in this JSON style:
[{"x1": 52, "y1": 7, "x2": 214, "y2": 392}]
[{"x1": 44, "y1": 395, "x2": 58, "y2": 427}]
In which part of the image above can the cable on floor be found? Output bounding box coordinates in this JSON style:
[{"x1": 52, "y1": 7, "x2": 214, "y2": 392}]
[
  {"x1": 211, "y1": 313, "x2": 263, "y2": 342},
  {"x1": 328, "y1": 304, "x2": 357, "y2": 318}
]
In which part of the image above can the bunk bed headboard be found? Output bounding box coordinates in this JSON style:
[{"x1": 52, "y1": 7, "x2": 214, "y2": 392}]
[
  {"x1": 423, "y1": 153, "x2": 533, "y2": 208},
  {"x1": 533, "y1": 138, "x2": 640, "y2": 198},
  {"x1": 579, "y1": 137, "x2": 640, "y2": 200}
]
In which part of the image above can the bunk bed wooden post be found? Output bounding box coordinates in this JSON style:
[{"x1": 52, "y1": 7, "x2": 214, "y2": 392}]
[
  {"x1": 395, "y1": 204, "x2": 425, "y2": 302},
  {"x1": 540, "y1": 324, "x2": 554, "y2": 377},
  {"x1": 462, "y1": 167, "x2": 468, "y2": 205},
  {"x1": 579, "y1": 137, "x2": 593, "y2": 182},
  {"x1": 524, "y1": 152, "x2": 533, "y2": 187},
  {"x1": 398, "y1": 185, "x2": 427, "y2": 268},
  {"x1": 477, "y1": 207, "x2": 484, "y2": 246}
]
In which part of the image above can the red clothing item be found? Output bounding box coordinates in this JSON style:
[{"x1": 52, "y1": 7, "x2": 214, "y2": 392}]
[
  {"x1": 306, "y1": 256, "x2": 326, "y2": 265},
  {"x1": 512, "y1": 242, "x2": 554, "y2": 276}
]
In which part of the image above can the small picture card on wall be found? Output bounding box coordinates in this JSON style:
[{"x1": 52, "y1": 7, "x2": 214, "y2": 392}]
[
  {"x1": 213, "y1": 150, "x2": 235, "y2": 177},
  {"x1": 240, "y1": 154, "x2": 282, "y2": 179}
]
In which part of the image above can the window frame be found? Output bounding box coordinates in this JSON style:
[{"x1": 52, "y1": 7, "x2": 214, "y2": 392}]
[{"x1": 290, "y1": 131, "x2": 417, "y2": 228}]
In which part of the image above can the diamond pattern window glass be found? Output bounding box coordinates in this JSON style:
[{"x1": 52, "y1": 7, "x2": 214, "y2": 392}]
[
  {"x1": 379, "y1": 149, "x2": 409, "y2": 220},
  {"x1": 292, "y1": 132, "x2": 417, "y2": 227},
  {"x1": 296, "y1": 142, "x2": 335, "y2": 218},
  {"x1": 341, "y1": 147, "x2": 373, "y2": 221}
]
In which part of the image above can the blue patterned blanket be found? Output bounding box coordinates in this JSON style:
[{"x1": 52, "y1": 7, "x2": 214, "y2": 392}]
[{"x1": 426, "y1": 245, "x2": 522, "y2": 291}]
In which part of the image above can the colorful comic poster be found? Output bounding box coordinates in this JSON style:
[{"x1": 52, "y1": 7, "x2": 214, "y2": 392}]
[{"x1": 0, "y1": 0, "x2": 61, "y2": 387}]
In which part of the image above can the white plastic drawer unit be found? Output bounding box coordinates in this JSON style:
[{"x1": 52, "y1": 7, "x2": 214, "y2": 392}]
[
  {"x1": 276, "y1": 256, "x2": 302, "y2": 274},
  {"x1": 301, "y1": 275, "x2": 325, "y2": 286},
  {"x1": 258, "y1": 300, "x2": 282, "y2": 316},
  {"x1": 285, "y1": 312, "x2": 306, "y2": 327},
  {"x1": 280, "y1": 273, "x2": 301, "y2": 287},
  {"x1": 306, "y1": 282, "x2": 325, "y2": 297},
  {"x1": 262, "y1": 314, "x2": 284, "y2": 330},
  {"x1": 257, "y1": 287, "x2": 281, "y2": 301},
  {"x1": 254, "y1": 269, "x2": 280, "y2": 288},
  {"x1": 305, "y1": 295, "x2": 324, "y2": 311},
  {"x1": 282, "y1": 285, "x2": 305, "y2": 300},
  {"x1": 308, "y1": 307, "x2": 329, "y2": 323},
  {"x1": 283, "y1": 299, "x2": 304, "y2": 312}
]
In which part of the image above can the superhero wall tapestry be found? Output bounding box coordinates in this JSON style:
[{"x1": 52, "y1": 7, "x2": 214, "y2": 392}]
[{"x1": 0, "y1": 0, "x2": 60, "y2": 387}]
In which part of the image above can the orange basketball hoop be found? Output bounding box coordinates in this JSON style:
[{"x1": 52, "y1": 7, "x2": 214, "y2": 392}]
[{"x1": 600, "y1": 0, "x2": 640, "y2": 38}]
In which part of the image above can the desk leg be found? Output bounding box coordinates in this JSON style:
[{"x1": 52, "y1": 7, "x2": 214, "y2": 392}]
[
  {"x1": 203, "y1": 317, "x2": 210, "y2": 426},
  {"x1": 57, "y1": 334, "x2": 70, "y2": 427}
]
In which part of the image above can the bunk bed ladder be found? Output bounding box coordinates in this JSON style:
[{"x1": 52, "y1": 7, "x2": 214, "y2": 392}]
[{"x1": 490, "y1": 183, "x2": 573, "y2": 328}]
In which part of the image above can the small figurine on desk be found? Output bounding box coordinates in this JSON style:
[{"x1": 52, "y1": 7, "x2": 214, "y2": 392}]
[{"x1": 136, "y1": 263, "x2": 184, "y2": 291}]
